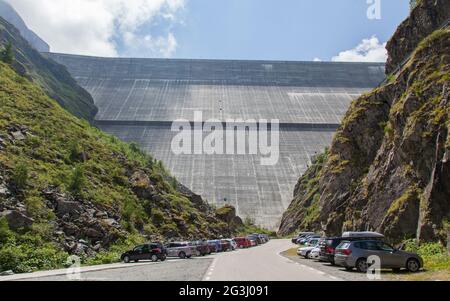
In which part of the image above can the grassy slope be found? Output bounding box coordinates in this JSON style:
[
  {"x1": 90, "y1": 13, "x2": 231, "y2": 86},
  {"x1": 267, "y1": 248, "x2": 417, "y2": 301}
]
[
  {"x1": 0, "y1": 17, "x2": 97, "y2": 121},
  {"x1": 0, "y1": 62, "x2": 265, "y2": 272}
]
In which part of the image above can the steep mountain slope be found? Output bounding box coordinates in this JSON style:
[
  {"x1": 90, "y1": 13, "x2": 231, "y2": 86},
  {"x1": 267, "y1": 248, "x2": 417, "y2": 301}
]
[
  {"x1": 0, "y1": 17, "x2": 97, "y2": 121},
  {"x1": 0, "y1": 62, "x2": 250, "y2": 273},
  {"x1": 0, "y1": 0, "x2": 50, "y2": 52},
  {"x1": 279, "y1": 0, "x2": 450, "y2": 245}
]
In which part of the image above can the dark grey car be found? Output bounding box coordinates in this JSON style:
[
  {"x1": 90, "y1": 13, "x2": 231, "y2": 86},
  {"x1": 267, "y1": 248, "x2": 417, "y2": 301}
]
[{"x1": 335, "y1": 240, "x2": 423, "y2": 273}]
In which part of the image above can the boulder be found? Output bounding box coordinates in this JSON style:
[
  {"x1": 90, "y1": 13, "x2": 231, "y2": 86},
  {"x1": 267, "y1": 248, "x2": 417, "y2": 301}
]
[
  {"x1": 85, "y1": 228, "x2": 103, "y2": 240},
  {"x1": 62, "y1": 222, "x2": 80, "y2": 236},
  {"x1": 94, "y1": 211, "x2": 108, "y2": 219},
  {"x1": 9, "y1": 131, "x2": 26, "y2": 141},
  {"x1": 103, "y1": 218, "x2": 120, "y2": 228},
  {"x1": 56, "y1": 199, "x2": 82, "y2": 216},
  {"x1": 0, "y1": 210, "x2": 33, "y2": 230},
  {"x1": 0, "y1": 184, "x2": 9, "y2": 197}
]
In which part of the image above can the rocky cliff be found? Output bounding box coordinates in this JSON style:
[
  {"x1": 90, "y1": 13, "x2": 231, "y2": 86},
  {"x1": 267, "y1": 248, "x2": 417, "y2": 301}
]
[
  {"x1": 279, "y1": 0, "x2": 450, "y2": 245},
  {"x1": 0, "y1": 16, "x2": 97, "y2": 121},
  {"x1": 0, "y1": 0, "x2": 50, "y2": 52}
]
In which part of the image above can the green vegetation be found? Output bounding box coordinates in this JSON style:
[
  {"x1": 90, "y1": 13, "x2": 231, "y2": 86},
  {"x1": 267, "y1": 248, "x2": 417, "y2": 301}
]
[
  {"x1": 68, "y1": 164, "x2": 86, "y2": 196},
  {"x1": 390, "y1": 239, "x2": 450, "y2": 280},
  {"x1": 11, "y1": 162, "x2": 28, "y2": 192},
  {"x1": 0, "y1": 218, "x2": 67, "y2": 273},
  {"x1": 0, "y1": 41, "x2": 13, "y2": 64},
  {"x1": 0, "y1": 18, "x2": 97, "y2": 121}
]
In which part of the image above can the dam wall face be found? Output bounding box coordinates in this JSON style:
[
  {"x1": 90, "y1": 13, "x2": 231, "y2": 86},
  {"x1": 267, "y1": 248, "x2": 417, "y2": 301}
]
[{"x1": 49, "y1": 53, "x2": 385, "y2": 229}]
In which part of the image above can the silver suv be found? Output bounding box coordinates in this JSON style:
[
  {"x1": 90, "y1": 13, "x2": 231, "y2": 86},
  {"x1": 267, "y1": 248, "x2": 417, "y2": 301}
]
[
  {"x1": 165, "y1": 242, "x2": 196, "y2": 259},
  {"x1": 335, "y1": 240, "x2": 423, "y2": 273}
]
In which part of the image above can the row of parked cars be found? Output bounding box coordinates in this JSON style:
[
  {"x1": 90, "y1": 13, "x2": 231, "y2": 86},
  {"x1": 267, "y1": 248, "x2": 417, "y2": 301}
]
[
  {"x1": 120, "y1": 234, "x2": 270, "y2": 263},
  {"x1": 293, "y1": 231, "x2": 424, "y2": 273}
]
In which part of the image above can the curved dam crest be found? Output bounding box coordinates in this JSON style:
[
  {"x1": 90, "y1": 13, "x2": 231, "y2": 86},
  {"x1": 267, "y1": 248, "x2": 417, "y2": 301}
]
[{"x1": 48, "y1": 53, "x2": 385, "y2": 230}]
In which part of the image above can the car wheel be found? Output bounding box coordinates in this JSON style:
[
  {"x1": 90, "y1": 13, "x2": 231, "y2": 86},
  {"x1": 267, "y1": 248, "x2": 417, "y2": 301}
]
[
  {"x1": 161, "y1": 255, "x2": 167, "y2": 262},
  {"x1": 356, "y1": 258, "x2": 368, "y2": 273},
  {"x1": 406, "y1": 258, "x2": 420, "y2": 273},
  {"x1": 151, "y1": 255, "x2": 158, "y2": 262},
  {"x1": 179, "y1": 252, "x2": 186, "y2": 259},
  {"x1": 305, "y1": 251, "x2": 311, "y2": 259},
  {"x1": 123, "y1": 256, "x2": 130, "y2": 263}
]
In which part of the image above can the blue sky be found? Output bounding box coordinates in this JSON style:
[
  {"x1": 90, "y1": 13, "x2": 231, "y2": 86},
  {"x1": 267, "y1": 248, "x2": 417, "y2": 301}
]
[
  {"x1": 173, "y1": 0, "x2": 410, "y2": 61},
  {"x1": 9, "y1": 0, "x2": 410, "y2": 61}
]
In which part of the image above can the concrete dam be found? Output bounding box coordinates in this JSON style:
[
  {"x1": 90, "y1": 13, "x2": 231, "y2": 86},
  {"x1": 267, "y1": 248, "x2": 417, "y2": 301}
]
[{"x1": 49, "y1": 53, "x2": 385, "y2": 229}]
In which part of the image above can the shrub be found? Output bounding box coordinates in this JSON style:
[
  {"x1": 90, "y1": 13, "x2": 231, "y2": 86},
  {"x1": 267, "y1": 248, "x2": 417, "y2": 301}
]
[
  {"x1": 0, "y1": 217, "x2": 13, "y2": 244},
  {"x1": 68, "y1": 140, "x2": 82, "y2": 162},
  {"x1": 0, "y1": 42, "x2": 14, "y2": 64},
  {"x1": 12, "y1": 162, "x2": 28, "y2": 191},
  {"x1": 69, "y1": 164, "x2": 86, "y2": 195},
  {"x1": 403, "y1": 239, "x2": 450, "y2": 271}
]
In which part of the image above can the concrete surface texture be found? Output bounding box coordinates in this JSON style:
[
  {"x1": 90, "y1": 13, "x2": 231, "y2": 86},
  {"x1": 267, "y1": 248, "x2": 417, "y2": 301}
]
[{"x1": 49, "y1": 53, "x2": 385, "y2": 229}]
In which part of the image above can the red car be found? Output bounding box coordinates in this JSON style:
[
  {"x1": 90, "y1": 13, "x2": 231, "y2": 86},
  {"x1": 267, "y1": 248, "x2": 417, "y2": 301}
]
[{"x1": 234, "y1": 237, "x2": 251, "y2": 249}]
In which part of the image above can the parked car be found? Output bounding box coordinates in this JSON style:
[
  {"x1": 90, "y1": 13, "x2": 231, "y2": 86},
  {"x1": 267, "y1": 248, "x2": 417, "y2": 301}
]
[
  {"x1": 257, "y1": 234, "x2": 267, "y2": 244},
  {"x1": 291, "y1": 232, "x2": 315, "y2": 244},
  {"x1": 190, "y1": 240, "x2": 210, "y2": 256},
  {"x1": 297, "y1": 245, "x2": 317, "y2": 258},
  {"x1": 207, "y1": 240, "x2": 222, "y2": 253},
  {"x1": 297, "y1": 238, "x2": 323, "y2": 258},
  {"x1": 260, "y1": 234, "x2": 270, "y2": 243},
  {"x1": 298, "y1": 234, "x2": 321, "y2": 245},
  {"x1": 248, "y1": 237, "x2": 258, "y2": 247},
  {"x1": 335, "y1": 240, "x2": 423, "y2": 273},
  {"x1": 234, "y1": 237, "x2": 251, "y2": 248},
  {"x1": 165, "y1": 242, "x2": 196, "y2": 259},
  {"x1": 220, "y1": 239, "x2": 232, "y2": 251},
  {"x1": 225, "y1": 239, "x2": 238, "y2": 250},
  {"x1": 309, "y1": 246, "x2": 321, "y2": 260},
  {"x1": 249, "y1": 234, "x2": 264, "y2": 244},
  {"x1": 304, "y1": 237, "x2": 321, "y2": 247},
  {"x1": 319, "y1": 232, "x2": 384, "y2": 265},
  {"x1": 121, "y1": 243, "x2": 167, "y2": 263},
  {"x1": 247, "y1": 234, "x2": 260, "y2": 245}
]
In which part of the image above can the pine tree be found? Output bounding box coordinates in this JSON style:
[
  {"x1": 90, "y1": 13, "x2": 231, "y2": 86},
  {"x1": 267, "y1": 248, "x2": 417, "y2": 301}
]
[{"x1": 1, "y1": 42, "x2": 14, "y2": 64}]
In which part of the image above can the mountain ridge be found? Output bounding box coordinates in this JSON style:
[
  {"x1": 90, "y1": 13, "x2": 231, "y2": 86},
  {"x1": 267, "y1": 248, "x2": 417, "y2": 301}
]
[{"x1": 0, "y1": 0, "x2": 49, "y2": 52}]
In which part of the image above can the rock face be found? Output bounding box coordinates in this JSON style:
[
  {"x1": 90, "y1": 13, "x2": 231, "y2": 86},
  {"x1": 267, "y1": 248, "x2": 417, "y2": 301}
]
[
  {"x1": 215, "y1": 205, "x2": 244, "y2": 231},
  {"x1": 386, "y1": 0, "x2": 450, "y2": 74},
  {"x1": 0, "y1": 0, "x2": 50, "y2": 52},
  {"x1": 0, "y1": 210, "x2": 33, "y2": 230},
  {"x1": 279, "y1": 2, "x2": 450, "y2": 244},
  {"x1": 0, "y1": 16, "x2": 97, "y2": 121}
]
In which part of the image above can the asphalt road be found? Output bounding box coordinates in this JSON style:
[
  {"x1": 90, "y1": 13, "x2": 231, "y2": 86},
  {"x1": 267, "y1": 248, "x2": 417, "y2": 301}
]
[
  {"x1": 2, "y1": 240, "x2": 340, "y2": 281},
  {"x1": 204, "y1": 239, "x2": 339, "y2": 281}
]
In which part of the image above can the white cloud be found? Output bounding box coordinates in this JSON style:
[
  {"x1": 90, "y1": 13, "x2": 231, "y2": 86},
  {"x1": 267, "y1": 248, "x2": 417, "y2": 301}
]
[
  {"x1": 6, "y1": 0, "x2": 185, "y2": 57},
  {"x1": 313, "y1": 57, "x2": 322, "y2": 62},
  {"x1": 122, "y1": 31, "x2": 177, "y2": 58},
  {"x1": 332, "y1": 36, "x2": 387, "y2": 63}
]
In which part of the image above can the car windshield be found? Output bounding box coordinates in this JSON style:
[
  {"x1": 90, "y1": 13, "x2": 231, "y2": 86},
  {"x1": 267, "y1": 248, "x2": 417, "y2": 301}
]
[{"x1": 338, "y1": 242, "x2": 351, "y2": 249}]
